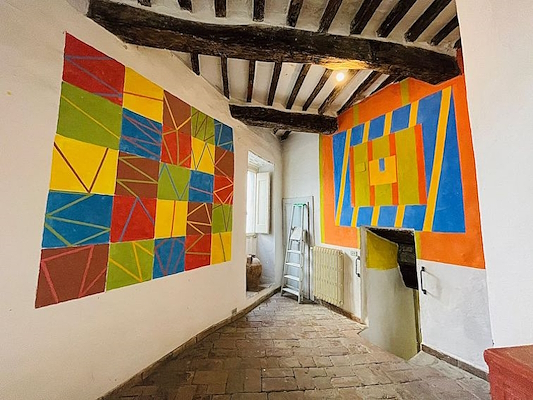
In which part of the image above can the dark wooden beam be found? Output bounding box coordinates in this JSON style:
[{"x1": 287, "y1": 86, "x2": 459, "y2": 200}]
[
  {"x1": 138, "y1": 0, "x2": 151, "y2": 6},
  {"x1": 454, "y1": 38, "x2": 461, "y2": 49},
  {"x1": 191, "y1": 52, "x2": 200, "y2": 75},
  {"x1": 87, "y1": 0, "x2": 461, "y2": 84},
  {"x1": 370, "y1": 74, "x2": 397, "y2": 95},
  {"x1": 377, "y1": 0, "x2": 416, "y2": 38},
  {"x1": 229, "y1": 105, "x2": 338, "y2": 134},
  {"x1": 280, "y1": 130, "x2": 292, "y2": 140},
  {"x1": 215, "y1": 0, "x2": 226, "y2": 17},
  {"x1": 337, "y1": 71, "x2": 381, "y2": 115},
  {"x1": 430, "y1": 16, "x2": 458, "y2": 45},
  {"x1": 287, "y1": 0, "x2": 304, "y2": 27},
  {"x1": 247, "y1": 60, "x2": 255, "y2": 103},
  {"x1": 405, "y1": 0, "x2": 452, "y2": 42},
  {"x1": 318, "y1": 0, "x2": 344, "y2": 33},
  {"x1": 286, "y1": 64, "x2": 311, "y2": 109},
  {"x1": 350, "y1": 0, "x2": 382, "y2": 35},
  {"x1": 253, "y1": 0, "x2": 265, "y2": 22},
  {"x1": 302, "y1": 69, "x2": 332, "y2": 111},
  {"x1": 318, "y1": 70, "x2": 358, "y2": 115},
  {"x1": 221, "y1": 56, "x2": 229, "y2": 98},
  {"x1": 267, "y1": 62, "x2": 283, "y2": 106},
  {"x1": 177, "y1": 0, "x2": 192, "y2": 12}
]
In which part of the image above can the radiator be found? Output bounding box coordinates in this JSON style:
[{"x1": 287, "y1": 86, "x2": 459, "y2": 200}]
[{"x1": 312, "y1": 246, "x2": 344, "y2": 307}]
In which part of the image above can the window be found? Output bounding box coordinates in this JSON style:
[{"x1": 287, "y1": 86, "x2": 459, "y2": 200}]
[{"x1": 246, "y1": 169, "x2": 270, "y2": 235}]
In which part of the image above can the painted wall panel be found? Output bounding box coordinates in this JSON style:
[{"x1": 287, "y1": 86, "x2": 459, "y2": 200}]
[{"x1": 321, "y1": 76, "x2": 484, "y2": 269}]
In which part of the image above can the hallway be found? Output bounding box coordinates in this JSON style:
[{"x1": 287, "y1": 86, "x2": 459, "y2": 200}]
[{"x1": 105, "y1": 294, "x2": 489, "y2": 400}]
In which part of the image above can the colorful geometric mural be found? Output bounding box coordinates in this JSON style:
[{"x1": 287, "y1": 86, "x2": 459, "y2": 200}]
[
  {"x1": 35, "y1": 34, "x2": 234, "y2": 308},
  {"x1": 320, "y1": 76, "x2": 484, "y2": 269}
]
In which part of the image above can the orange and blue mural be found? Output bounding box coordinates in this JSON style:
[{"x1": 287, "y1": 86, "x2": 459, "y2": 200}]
[{"x1": 320, "y1": 76, "x2": 484, "y2": 269}]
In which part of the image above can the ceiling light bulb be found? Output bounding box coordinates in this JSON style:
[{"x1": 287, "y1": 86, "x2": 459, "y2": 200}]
[{"x1": 336, "y1": 72, "x2": 345, "y2": 82}]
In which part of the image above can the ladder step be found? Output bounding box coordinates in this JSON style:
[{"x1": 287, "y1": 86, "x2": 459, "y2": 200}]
[
  {"x1": 284, "y1": 274, "x2": 301, "y2": 281},
  {"x1": 281, "y1": 287, "x2": 300, "y2": 297},
  {"x1": 287, "y1": 250, "x2": 301, "y2": 254},
  {"x1": 285, "y1": 262, "x2": 301, "y2": 267}
]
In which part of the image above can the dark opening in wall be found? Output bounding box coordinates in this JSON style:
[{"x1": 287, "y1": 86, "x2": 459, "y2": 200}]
[{"x1": 367, "y1": 227, "x2": 418, "y2": 290}]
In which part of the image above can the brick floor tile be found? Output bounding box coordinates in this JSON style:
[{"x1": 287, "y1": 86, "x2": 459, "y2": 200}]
[
  {"x1": 261, "y1": 368, "x2": 294, "y2": 378},
  {"x1": 267, "y1": 391, "x2": 305, "y2": 400},
  {"x1": 193, "y1": 371, "x2": 228, "y2": 386},
  {"x1": 231, "y1": 393, "x2": 267, "y2": 400},
  {"x1": 244, "y1": 369, "x2": 262, "y2": 392},
  {"x1": 262, "y1": 377, "x2": 298, "y2": 392}
]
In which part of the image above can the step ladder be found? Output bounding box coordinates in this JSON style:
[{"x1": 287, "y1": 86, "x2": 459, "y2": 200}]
[{"x1": 281, "y1": 203, "x2": 308, "y2": 303}]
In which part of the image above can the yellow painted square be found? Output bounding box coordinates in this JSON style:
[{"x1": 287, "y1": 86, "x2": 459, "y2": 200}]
[
  {"x1": 211, "y1": 232, "x2": 232, "y2": 265},
  {"x1": 369, "y1": 156, "x2": 397, "y2": 186},
  {"x1": 49, "y1": 135, "x2": 118, "y2": 195},
  {"x1": 123, "y1": 68, "x2": 164, "y2": 123},
  {"x1": 191, "y1": 137, "x2": 215, "y2": 174},
  {"x1": 155, "y1": 199, "x2": 187, "y2": 238}
]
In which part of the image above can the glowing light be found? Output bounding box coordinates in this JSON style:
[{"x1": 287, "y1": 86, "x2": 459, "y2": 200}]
[{"x1": 336, "y1": 72, "x2": 346, "y2": 82}]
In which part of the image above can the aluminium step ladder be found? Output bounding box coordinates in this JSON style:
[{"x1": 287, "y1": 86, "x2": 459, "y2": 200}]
[{"x1": 281, "y1": 203, "x2": 309, "y2": 303}]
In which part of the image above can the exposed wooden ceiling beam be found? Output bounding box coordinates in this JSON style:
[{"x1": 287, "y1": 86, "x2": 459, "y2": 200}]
[
  {"x1": 286, "y1": 64, "x2": 311, "y2": 110},
  {"x1": 221, "y1": 56, "x2": 229, "y2": 99},
  {"x1": 287, "y1": 0, "x2": 304, "y2": 27},
  {"x1": 431, "y1": 16, "x2": 459, "y2": 45},
  {"x1": 87, "y1": 0, "x2": 460, "y2": 84},
  {"x1": 318, "y1": 70, "x2": 358, "y2": 115},
  {"x1": 405, "y1": 0, "x2": 452, "y2": 42},
  {"x1": 247, "y1": 60, "x2": 255, "y2": 103},
  {"x1": 253, "y1": 0, "x2": 265, "y2": 22},
  {"x1": 229, "y1": 105, "x2": 338, "y2": 134},
  {"x1": 337, "y1": 71, "x2": 381, "y2": 115},
  {"x1": 138, "y1": 0, "x2": 151, "y2": 6},
  {"x1": 215, "y1": 0, "x2": 226, "y2": 18},
  {"x1": 280, "y1": 130, "x2": 292, "y2": 140},
  {"x1": 302, "y1": 69, "x2": 332, "y2": 111},
  {"x1": 454, "y1": 39, "x2": 461, "y2": 49},
  {"x1": 318, "y1": 0, "x2": 344, "y2": 33},
  {"x1": 191, "y1": 52, "x2": 200, "y2": 75},
  {"x1": 377, "y1": 0, "x2": 416, "y2": 38},
  {"x1": 370, "y1": 74, "x2": 398, "y2": 95},
  {"x1": 350, "y1": 0, "x2": 383, "y2": 35},
  {"x1": 177, "y1": 0, "x2": 192, "y2": 12},
  {"x1": 267, "y1": 62, "x2": 283, "y2": 106}
]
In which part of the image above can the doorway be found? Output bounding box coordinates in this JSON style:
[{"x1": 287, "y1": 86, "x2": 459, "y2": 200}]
[
  {"x1": 245, "y1": 151, "x2": 275, "y2": 297},
  {"x1": 360, "y1": 227, "x2": 421, "y2": 360}
]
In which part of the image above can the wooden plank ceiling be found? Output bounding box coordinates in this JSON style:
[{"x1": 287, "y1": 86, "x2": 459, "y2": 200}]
[{"x1": 88, "y1": 0, "x2": 462, "y2": 139}]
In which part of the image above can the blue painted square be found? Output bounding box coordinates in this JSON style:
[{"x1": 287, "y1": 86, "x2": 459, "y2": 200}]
[
  {"x1": 356, "y1": 207, "x2": 373, "y2": 227},
  {"x1": 417, "y1": 91, "x2": 442, "y2": 191},
  {"x1": 377, "y1": 206, "x2": 397, "y2": 227},
  {"x1": 332, "y1": 130, "x2": 347, "y2": 212},
  {"x1": 42, "y1": 191, "x2": 113, "y2": 248},
  {"x1": 350, "y1": 124, "x2": 364, "y2": 146},
  {"x1": 214, "y1": 120, "x2": 234, "y2": 152},
  {"x1": 378, "y1": 158, "x2": 386, "y2": 172},
  {"x1": 368, "y1": 115, "x2": 386, "y2": 140},
  {"x1": 189, "y1": 170, "x2": 214, "y2": 203},
  {"x1": 120, "y1": 108, "x2": 162, "y2": 160},
  {"x1": 153, "y1": 237, "x2": 185, "y2": 278},
  {"x1": 391, "y1": 104, "x2": 411, "y2": 132},
  {"x1": 402, "y1": 205, "x2": 427, "y2": 231}
]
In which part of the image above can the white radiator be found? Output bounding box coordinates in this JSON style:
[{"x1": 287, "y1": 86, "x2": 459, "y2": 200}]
[{"x1": 312, "y1": 246, "x2": 344, "y2": 307}]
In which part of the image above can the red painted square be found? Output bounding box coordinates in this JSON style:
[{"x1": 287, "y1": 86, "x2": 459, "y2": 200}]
[
  {"x1": 62, "y1": 33, "x2": 125, "y2": 106},
  {"x1": 185, "y1": 234, "x2": 212, "y2": 270},
  {"x1": 35, "y1": 244, "x2": 109, "y2": 308},
  {"x1": 214, "y1": 175, "x2": 234, "y2": 205},
  {"x1": 161, "y1": 127, "x2": 192, "y2": 168},
  {"x1": 111, "y1": 196, "x2": 156, "y2": 242}
]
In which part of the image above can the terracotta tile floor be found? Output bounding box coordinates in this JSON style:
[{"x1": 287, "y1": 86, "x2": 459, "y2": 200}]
[{"x1": 106, "y1": 294, "x2": 490, "y2": 399}]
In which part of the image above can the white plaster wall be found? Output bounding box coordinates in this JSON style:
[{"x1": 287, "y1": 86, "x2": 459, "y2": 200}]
[
  {"x1": 282, "y1": 133, "x2": 362, "y2": 317},
  {"x1": 0, "y1": 2, "x2": 283, "y2": 399},
  {"x1": 455, "y1": 0, "x2": 533, "y2": 348},
  {"x1": 418, "y1": 261, "x2": 492, "y2": 370}
]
